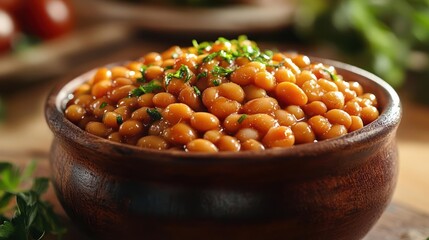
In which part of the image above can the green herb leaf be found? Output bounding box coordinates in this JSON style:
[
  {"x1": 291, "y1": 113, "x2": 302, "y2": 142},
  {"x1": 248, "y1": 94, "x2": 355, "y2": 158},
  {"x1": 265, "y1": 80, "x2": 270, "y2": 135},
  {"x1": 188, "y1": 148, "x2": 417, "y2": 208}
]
[
  {"x1": 146, "y1": 108, "x2": 162, "y2": 121},
  {"x1": 197, "y1": 71, "x2": 208, "y2": 80},
  {"x1": 99, "y1": 102, "x2": 108, "y2": 109},
  {"x1": 212, "y1": 79, "x2": 220, "y2": 86},
  {"x1": 0, "y1": 220, "x2": 14, "y2": 238},
  {"x1": 165, "y1": 64, "x2": 192, "y2": 86},
  {"x1": 193, "y1": 86, "x2": 201, "y2": 96},
  {"x1": 322, "y1": 69, "x2": 339, "y2": 81},
  {"x1": 211, "y1": 66, "x2": 234, "y2": 77},
  {"x1": 238, "y1": 114, "x2": 247, "y2": 124},
  {"x1": 137, "y1": 65, "x2": 148, "y2": 83},
  {"x1": 116, "y1": 115, "x2": 123, "y2": 125},
  {"x1": 131, "y1": 81, "x2": 163, "y2": 97}
]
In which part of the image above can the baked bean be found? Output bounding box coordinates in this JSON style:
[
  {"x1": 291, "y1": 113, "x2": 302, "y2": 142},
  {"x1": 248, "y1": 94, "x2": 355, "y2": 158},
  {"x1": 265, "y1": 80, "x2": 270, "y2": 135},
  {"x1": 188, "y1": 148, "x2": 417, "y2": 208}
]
[
  {"x1": 109, "y1": 85, "x2": 136, "y2": 102},
  {"x1": 190, "y1": 112, "x2": 220, "y2": 132},
  {"x1": 274, "y1": 109, "x2": 296, "y2": 127},
  {"x1": 137, "y1": 136, "x2": 170, "y2": 150},
  {"x1": 137, "y1": 93, "x2": 155, "y2": 108},
  {"x1": 108, "y1": 132, "x2": 122, "y2": 143},
  {"x1": 254, "y1": 71, "x2": 276, "y2": 90},
  {"x1": 349, "y1": 116, "x2": 364, "y2": 132},
  {"x1": 296, "y1": 70, "x2": 317, "y2": 87},
  {"x1": 65, "y1": 37, "x2": 380, "y2": 151},
  {"x1": 321, "y1": 124, "x2": 348, "y2": 140},
  {"x1": 186, "y1": 139, "x2": 218, "y2": 152},
  {"x1": 262, "y1": 126, "x2": 295, "y2": 148},
  {"x1": 360, "y1": 106, "x2": 379, "y2": 124},
  {"x1": 230, "y1": 65, "x2": 258, "y2": 86},
  {"x1": 243, "y1": 85, "x2": 267, "y2": 101},
  {"x1": 91, "y1": 80, "x2": 112, "y2": 98},
  {"x1": 208, "y1": 97, "x2": 241, "y2": 120},
  {"x1": 292, "y1": 122, "x2": 315, "y2": 144},
  {"x1": 235, "y1": 128, "x2": 261, "y2": 142},
  {"x1": 204, "y1": 130, "x2": 223, "y2": 143},
  {"x1": 308, "y1": 115, "x2": 331, "y2": 137},
  {"x1": 242, "y1": 97, "x2": 279, "y2": 115},
  {"x1": 325, "y1": 109, "x2": 352, "y2": 129},
  {"x1": 163, "y1": 103, "x2": 193, "y2": 124},
  {"x1": 276, "y1": 82, "x2": 308, "y2": 106},
  {"x1": 65, "y1": 104, "x2": 86, "y2": 123},
  {"x1": 145, "y1": 66, "x2": 164, "y2": 81},
  {"x1": 274, "y1": 67, "x2": 296, "y2": 83},
  {"x1": 111, "y1": 66, "x2": 130, "y2": 79},
  {"x1": 168, "y1": 123, "x2": 197, "y2": 145},
  {"x1": 302, "y1": 101, "x2": 327, "y2": 117},
  {"x1": 85, "y1": 122, "x2": 112, "y2": 138},
  {"x1": 285, "y1": 105, "x2": 305, "y2": 120},
  {"x1": 119, "y1": 120, "x2": 144, "y2": 137},
  {"x1": 218, "y1": 82, "x2": 245, "y2": 103},
  {"x1": 217, "y1": 136, "x2": 241, "y2": 152},
  {"x1": 92, "y1": 67, "x2": 111, "y2": 84},
  {"x1": 241, "y1": 139, "x2": 265, "y2": 151},
  {"x1": 178, "y1": 86, "x2": 204, "y2": 111},
  {"x1": 321, "y1": 91, "x2": 345, "y2": 110},
  {"x1": 302, "y1": 79, "x2": 323, "y2": 102},
  {"x1": 153, "y1": 92, "x2": 176, "y2": 108}
]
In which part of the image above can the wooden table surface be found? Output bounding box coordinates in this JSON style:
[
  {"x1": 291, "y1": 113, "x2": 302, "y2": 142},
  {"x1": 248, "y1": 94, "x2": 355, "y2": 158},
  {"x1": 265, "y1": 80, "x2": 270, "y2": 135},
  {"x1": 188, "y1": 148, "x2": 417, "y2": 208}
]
[{"x1": 1, "y1": 32, "x2": 429, "y2": 239}]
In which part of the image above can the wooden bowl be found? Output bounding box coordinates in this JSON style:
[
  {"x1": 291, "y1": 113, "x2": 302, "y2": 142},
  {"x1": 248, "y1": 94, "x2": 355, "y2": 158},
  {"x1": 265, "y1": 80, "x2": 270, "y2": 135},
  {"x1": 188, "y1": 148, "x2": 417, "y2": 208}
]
[{"x1": 45, "y1": 59, "x2": 401, "y2": 240}]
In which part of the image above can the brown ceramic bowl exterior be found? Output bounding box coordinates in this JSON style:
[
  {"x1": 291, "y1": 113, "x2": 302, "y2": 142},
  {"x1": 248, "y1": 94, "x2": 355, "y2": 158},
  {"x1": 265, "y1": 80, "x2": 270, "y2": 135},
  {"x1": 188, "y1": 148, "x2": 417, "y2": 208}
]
[{"x1": 45, "y1": 58, "x2": 401, "y2": 240}]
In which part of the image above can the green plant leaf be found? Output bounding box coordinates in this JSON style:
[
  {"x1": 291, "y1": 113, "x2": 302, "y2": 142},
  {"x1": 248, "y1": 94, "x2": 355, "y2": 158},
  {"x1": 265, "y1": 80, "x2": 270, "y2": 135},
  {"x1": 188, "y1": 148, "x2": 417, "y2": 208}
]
[{"x1": 0, "y1": 220, "x2": 15, "y2": 239}]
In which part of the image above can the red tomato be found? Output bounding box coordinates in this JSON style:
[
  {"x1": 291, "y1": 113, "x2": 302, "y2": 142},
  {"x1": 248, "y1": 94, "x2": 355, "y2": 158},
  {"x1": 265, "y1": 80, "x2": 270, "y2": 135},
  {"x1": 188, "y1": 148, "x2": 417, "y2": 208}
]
[
  {"x1": 0, "y1": 9, "x2": 18, "y2": 53},
  {"x1": 0, "y1": 0, "x2": 21, "y2": 12},
  {"x1": 16, "y1": 0, "x2": 74, "y2": 40}
]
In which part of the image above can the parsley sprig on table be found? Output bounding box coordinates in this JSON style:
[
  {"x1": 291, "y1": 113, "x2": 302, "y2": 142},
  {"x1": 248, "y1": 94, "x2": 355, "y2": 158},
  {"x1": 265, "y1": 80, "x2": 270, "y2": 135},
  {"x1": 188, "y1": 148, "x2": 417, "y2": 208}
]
[{"x1": 0, "y1": 161, "x2": 65, "y2": 240}]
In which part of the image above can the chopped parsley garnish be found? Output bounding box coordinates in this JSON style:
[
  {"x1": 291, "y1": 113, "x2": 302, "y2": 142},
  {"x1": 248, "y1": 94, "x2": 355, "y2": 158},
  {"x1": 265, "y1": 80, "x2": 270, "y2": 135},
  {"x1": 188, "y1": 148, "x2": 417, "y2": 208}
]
[
  {"x1": 137, "y1": 65, "x2": 148, "y2": 83},
  {"x1": 322, "y1": 69, "x2": 339, "y2": 81},
  {"x1": 197, "y1": 71, "x2": 208, "y2": 80},
  {"x1": 165, "y1": 64, "x2": 192, "y2": 86},
  {"x1": 164, "y1": 65, "x2": 174, "y2": 70},
  {"x1": 193, "y1": 86, "x2": 201, "y2": 96},
  {"x1": 212, "y1": 79, "x2": 220, "y2": 86},
  {"x1": 211, "y1": 66, "x2": 234, "y2": 77},
  {"x1": 192, "y1": 39, "x2": 211, "y2": 54},
  {"x1": 238, "y1": 114, "x2": 247, "y2": 124},
  {"x1": 116, "y1": 115, "x2": 123, "y2": 125},
  {"x1": 99, "y1": 102, "x2": 108, "y2": 109},
  {"x1": 131, "y1": 80, "x2": 163, "y2": 97},
  {"x1": 203, "y1": 50, "x2": 235, "y2": 63},
  {"x1": 146, "y1": 108, "x2": 162, "y2": 121}
]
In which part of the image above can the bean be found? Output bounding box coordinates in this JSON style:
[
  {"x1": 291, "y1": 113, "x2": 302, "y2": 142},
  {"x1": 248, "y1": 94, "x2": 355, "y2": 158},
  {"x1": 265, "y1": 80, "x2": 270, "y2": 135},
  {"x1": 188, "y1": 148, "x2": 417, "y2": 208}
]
[
  {"x1": 186, "y1": 139, "x2": 218, "y2": 152},
  {"x1": 137, "y1": 93, "x2": 155, "y2": 107},
  {"x1": 262, "y1": 126, "x2": 295, "y2": 148},
  {"x1": 153, "y1": 92, "x2": 176, "y2": 108},
  {"x1": 325, "y1": 109, "x2": 352, "y2": 129},
  {"x1": 218, "y1": 82, "x2": 245, "y2": 103},
  {"x1": 92, "y1": 67, "x2": 111, "y2": 84},
  {"x1": 217, "y1": 136, "x2": 241, "y2": 152},
  {"x1": 169, "y1": 123, "x2": 197, "y2": 145},
  {"x1": 235, "y1": 128, "x2": 261, "y2": 142},
  {"x1": 145, "y1": 66, "x2": 164, "y2": 81},
  {"x1": 108, "y1": 132, "x2": 122, "y2": 143},
  {"x1": 308, "y1": 115, "x2": 331, "y2": 137},
  {"x1": 292, "y1": 122, "x2": 315, "y2": 144},
  {"x1": 360, "y1": 106, "x2": 379, "y2": 124},
  {"x1": 321, "y1": 91, "x2": 345, "y2": 110},
  {"x1": 302, "y1": 101, "x2": 327, "y2": 117},
  {"x1": 111, "y1": 66, "x2": 130, "y2": 79},
  {"x1": 243, "y1": 85, "x2": 267, "y2": 101},
  {"x1": 321, "y1": 124, "x2": 347, "y2": 140},
  {"x1": 91, "y1": 80, "x2": 112, "y2": 98},
  {"x1": 275, "y1": 82, "x2": 308, "y2": 106},
  {"x1": 119, "y1": 120, "x2": 144, "y2": 137},
  {"x1": 274, "y1": 67, "x2": 296, "y2": 83},
  {"x1": 241, "y1": 139, "x2": 265, "y2": 151},
  {"x1": 137, "y1": 136, "x2": 170, "y2": 150},
  {"x1": 109, "y1": 85, "x2": 136, "y2": 102},
  {"x1": 242, "y1": 97, "x2": 279, "y2": 115},
  {"x1": 85, "y1": 122, "x2": 112, "y2": 138},
  {"x1": 230, "y1": 65, "x2": 258, "y2": 86},
  {"x1": 203, "y1": 130, "x2": 223, "y2": 143},
  {"x1": 190, "y1": 112, "x2": 220, "y2": 132},
  {"x1": 178, "y1": 86, "x2": 204, "y2": 111},
  {"x1": 254, "y1": 71, "x2": 276, "y2": 90},
  {"x1": 349, "y1": 116, "x2": 364, "y2": 132},
  {"x1": 274, "y1": 109, "x2": 296, "y2": 127},
  {"x1": 162, "y1": 103, "x2": 193, "y2": 124},
  {"x1": 285, "y1": 105, "x2": 305, "y2": 120},
  {"x1": 208, "y1": 97, "x2": 241, "y2": 120},
  {"x1": 296, "y1": 70, "x2": 317, "y2": 87},
  {"x1": 65, "y1": 104, "x2": 86, "y2": 123}
]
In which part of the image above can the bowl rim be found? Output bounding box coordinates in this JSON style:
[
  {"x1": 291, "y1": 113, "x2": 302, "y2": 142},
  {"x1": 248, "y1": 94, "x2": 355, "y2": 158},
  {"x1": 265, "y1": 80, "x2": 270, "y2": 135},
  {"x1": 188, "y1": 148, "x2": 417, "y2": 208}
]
[{"x1": 45, "y1": 57, "x2": 401, "y2": 164}]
